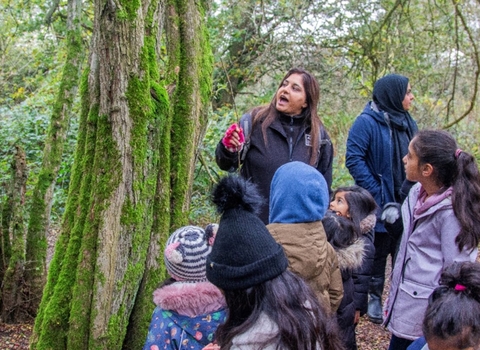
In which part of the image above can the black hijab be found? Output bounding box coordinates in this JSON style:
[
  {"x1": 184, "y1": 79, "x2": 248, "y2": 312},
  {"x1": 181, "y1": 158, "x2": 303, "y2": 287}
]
[
  {"x1": 373, "y1": 74, "x2": 418, "y2": 202},
  {"x1": 373, "y1": 74, "x2": 410, "y2": 128}
]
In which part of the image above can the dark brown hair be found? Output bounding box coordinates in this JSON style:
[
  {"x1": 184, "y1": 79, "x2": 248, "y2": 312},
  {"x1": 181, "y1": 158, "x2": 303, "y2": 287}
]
[
  {"x1": 332, "y1": 185, "x2": 378, "y2": 233},
  {"x1": 250, "y1": 67, "x2": 322, "y2": 166},
  {"x1": 411, "y1": 129, "x2": 480, "y2": 251},
  {"x1": 423, "y1": 261, "x2": 480, "y2": 347},
  {"x1": 215, "y1": 270, "x2": 345, "y2": 350}
]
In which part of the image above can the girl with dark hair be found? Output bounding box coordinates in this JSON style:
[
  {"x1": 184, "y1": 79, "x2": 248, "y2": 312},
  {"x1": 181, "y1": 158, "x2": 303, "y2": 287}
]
[
  {"x1": 323, "y1": 211, "x2": 364, "y2": 350},
  {"x1": 204, "y1": 175, "x2": 345, "y2": 350},
  {"x1": 329, "y1": 186, "x2": 378, "y2": 325},
  {"x1": 215, "y1": 67, "x2": 333, "y2": 224},
  {"x1": 407, "y1": 261, "x2": 480, "y2": 350},
  {"x1": 384, "y1": 130, "x2": 480, "y2": 350}
]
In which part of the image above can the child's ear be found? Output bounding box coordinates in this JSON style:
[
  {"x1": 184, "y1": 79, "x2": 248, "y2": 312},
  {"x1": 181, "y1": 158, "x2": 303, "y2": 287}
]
[{"x1": 421, "y1": 163, "x2": 434, "y2": 177}]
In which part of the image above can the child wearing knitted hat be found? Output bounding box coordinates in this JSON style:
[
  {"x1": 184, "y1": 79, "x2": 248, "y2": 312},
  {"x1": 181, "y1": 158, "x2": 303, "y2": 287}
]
[
  {"x1": 204, "y1": 175, "x2": 345, "y2": 350},
  {"x1": 267, "y1": 161, "x2": 343, "y2": 313},
  {"x1": 142, "y1": 225, "x2": 226, "y2": 350}
]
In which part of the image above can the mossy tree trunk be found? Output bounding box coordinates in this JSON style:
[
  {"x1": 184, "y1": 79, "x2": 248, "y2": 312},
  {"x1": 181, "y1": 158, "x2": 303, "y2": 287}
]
[
  {"x1": 23, "y1": 0, "x2": 86, "y2": 319},
  {"x1": 30, "y1": 0, "x2": 212, "y2": 348},
  {"x1": 1, "y1": 146, "x2": 28, "y2": 322}
]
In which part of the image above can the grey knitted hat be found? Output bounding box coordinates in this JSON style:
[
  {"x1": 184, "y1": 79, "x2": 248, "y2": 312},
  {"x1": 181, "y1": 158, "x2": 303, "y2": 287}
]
[{"x1": 164, "y1": 224, "x2": 217, "y2": 282}]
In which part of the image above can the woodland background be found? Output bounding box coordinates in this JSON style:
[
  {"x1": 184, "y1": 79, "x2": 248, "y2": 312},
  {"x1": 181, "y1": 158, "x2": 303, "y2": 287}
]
[{"x1": 0, "y1": 0, "x2": 479, "y2": 348}]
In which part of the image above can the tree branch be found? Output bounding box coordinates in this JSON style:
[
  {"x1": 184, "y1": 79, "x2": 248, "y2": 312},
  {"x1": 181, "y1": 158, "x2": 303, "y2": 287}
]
[
  {"x1": 443, "y1": 0, "x2": 480, "y2": 129},
  {"x1": 44, "y1": 0, "x2": 61, "y2": 25}
]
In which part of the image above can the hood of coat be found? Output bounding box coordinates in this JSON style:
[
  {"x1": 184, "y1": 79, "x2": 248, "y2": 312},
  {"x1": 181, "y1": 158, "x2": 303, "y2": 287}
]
[
  {"x1": 334, "y1": 238, "x2": 365, "y2": 271},
  {"x1": 361, "y1": 101, "x2": 389, "y2": 125},
  {"x1": 269, "y1": 161, "x2": 329, "y2": 223},
  {"x1": 360, "y1": 213, "x2": 376, "y2": 235},
  {"x1": 153, "y1": 281, "x2": 226, "y2": 318}
]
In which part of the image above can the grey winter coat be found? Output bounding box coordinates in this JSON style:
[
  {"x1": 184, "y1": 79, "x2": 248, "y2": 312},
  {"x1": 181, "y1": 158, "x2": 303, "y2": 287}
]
[{"x1": 383, "y1": 183, "x2": 478, "y2": 340}]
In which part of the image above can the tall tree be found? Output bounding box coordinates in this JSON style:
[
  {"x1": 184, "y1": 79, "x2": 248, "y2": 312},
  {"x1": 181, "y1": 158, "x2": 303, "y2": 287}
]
[
  {"x1": 23, "y1": 0, "x2": 86, "y2": 318},
  {"x1": 30, "y1": 0, "x2": 212, "y2": 348}
]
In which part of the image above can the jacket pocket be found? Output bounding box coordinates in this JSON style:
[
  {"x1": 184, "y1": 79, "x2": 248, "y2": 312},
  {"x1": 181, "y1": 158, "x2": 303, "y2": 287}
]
[
  {"x1": 399, "y1": 279, "x2": 432, "y2": 299},
  {"x1": 391, "y1": 280, "x2": 433, "y2": 338}
]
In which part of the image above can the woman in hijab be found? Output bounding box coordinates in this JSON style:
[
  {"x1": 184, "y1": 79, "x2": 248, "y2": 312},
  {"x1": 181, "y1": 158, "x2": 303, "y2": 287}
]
[{"x1": 345, "y1": 74, "x2": 418, "y2": 324}]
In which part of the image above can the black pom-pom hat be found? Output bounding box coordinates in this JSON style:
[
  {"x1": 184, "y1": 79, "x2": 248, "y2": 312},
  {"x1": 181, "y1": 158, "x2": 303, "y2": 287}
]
[{"x1": 206, "y1": 175, "x2": 288, "y2": 290}]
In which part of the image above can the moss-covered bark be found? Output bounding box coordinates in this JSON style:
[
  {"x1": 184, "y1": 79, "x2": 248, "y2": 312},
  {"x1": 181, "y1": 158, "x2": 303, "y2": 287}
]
[
  {"x1": 170, "y1": 0, "x2": 213, "y2": 227},
  {"x1": 24, "y1": 0, "x2": 86, "y2": 317},
  {"x1": 31, "y1": 89, "x2": 99, "y2": 350},
  {"x1": 30, "y1": 67, "x2": 91, "y2": 349},
  {"x1": 122, "y1": 2, "x2": 173, "y2": 346},
  {"x1": 30, "y1": 0, "x2": 213, "y2": 347},
  {"x1": 1, "y1": 146, "x2": 28, "y2": 323}
]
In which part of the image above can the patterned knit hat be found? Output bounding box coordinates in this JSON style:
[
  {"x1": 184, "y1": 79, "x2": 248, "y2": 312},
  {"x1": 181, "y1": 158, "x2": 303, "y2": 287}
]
[
  {"x1": 164, "y1": 224, "x2": 218, "y2": 282},
  {"x1": 206, "y1": 175, "x2": 288, "y2": 290}
]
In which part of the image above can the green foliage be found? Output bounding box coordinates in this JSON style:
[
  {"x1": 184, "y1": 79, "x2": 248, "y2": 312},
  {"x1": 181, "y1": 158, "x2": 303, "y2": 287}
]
[
  {"x1": 189, "y1": 108, "x2": 235, "y2": 225},
  {"x1": 0, "y1": 87, "x2": 79, "y2": 225}
]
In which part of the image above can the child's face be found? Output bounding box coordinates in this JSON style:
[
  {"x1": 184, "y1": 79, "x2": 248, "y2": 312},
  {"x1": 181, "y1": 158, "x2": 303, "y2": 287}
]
[
  {"x1": 329, "y1": 191, "x2": 350, "y2": 218},
  {"x1": 403, "y1": 140, "x2": 422, "y2": 182}
]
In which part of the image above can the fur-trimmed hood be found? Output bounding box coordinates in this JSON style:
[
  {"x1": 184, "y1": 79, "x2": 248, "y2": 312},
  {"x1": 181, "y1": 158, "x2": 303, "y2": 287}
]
[
  {"x1": 360, "y1": 213, "x2": 376, "y2": 235},
  {"x1": 334, "y1": 238, "x2": 365, "y2": 271},
  {"x1": 153, "y1": 281, "x2": 226, "y2": 317}
]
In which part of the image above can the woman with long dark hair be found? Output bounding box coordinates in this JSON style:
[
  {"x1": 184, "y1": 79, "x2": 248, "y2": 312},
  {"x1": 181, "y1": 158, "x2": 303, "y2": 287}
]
[{"x1": 215, "y1": 68, "x2": 333, "y2": 223}]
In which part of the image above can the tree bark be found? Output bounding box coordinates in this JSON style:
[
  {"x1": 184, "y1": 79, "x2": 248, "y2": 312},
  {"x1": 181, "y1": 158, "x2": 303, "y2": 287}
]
[
  {"x1": 23, "y1": 0, "x2": 85, "y2": 318},
  {"x1": 31, "y1": 0, "x2": 212, "y2": 347},
  {"x1": 1, "y1": 146, "x2": 28, "y2": 323}
]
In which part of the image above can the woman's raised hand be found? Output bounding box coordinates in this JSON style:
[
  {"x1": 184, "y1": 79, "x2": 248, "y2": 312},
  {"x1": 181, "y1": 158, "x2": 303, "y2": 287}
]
[{"x1": 221, "y1": 123, "x2": 245, "y2": 153}]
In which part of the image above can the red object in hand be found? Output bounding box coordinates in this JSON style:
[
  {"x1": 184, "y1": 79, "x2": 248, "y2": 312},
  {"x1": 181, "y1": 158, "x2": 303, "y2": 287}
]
[{"x1": 222, "y1": 123, "x2": 245, "y2": 153}]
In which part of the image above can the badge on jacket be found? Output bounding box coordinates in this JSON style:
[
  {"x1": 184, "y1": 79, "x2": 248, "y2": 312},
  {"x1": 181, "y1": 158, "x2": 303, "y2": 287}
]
[{"x1": 305, "y1": 133, "x2": 312, "y2": 147}]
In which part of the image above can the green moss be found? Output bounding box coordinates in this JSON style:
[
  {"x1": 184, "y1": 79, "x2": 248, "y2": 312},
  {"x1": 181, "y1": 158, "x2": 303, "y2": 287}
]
[
  {"x1": 118, "y1": 0, "x2": 141, "y2": 21},
  {"x1": 168, "y1": 0, "x2": 214, "y2": 227},
  {"x1": 31, "y1": 66, "x2": 91, "y2": 349},
  {"x1": 25, "y1": 26, "x2": 86, "y2": 318},
  {"x1": 33, "y1": 101, "x2": 100, "y2": 350}
]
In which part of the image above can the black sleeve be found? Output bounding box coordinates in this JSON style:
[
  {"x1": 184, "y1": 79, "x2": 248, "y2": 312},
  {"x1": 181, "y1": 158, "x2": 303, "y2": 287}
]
[
  {"x1": 317, "y1": 126, "x2": 334, "y2": 194},
  {"x1": 352, "y1": 231, "x2": 375, "y2": 315},
  {"x1": 215, "y1": 140, "x2": 239, "y2": 172}
]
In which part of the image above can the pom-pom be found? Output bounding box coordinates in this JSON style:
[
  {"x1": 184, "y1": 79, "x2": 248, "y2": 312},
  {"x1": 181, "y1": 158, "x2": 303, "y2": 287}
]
[
  {"x1": 165, "y1": 242, "x2": 184, "y2": 264},
  {"x1": 212, "y1": 175, "x2": 264, "y2": 215}
]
